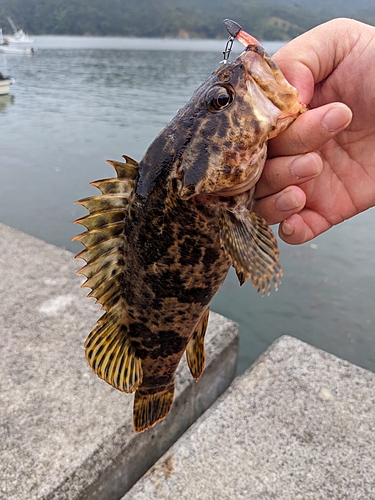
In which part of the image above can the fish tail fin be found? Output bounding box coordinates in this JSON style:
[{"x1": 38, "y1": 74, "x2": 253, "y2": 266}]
[
  {"x1": 133, "y1": 382, "x2": 175, "y2": 433},
  {"x1": 186, "y1": 308, "x2": 209, "y2": 381}
]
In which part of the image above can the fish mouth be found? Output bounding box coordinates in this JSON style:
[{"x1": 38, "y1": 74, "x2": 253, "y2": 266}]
[{"x1": 210, "y1": 166, "x2": 263, "y2": 197}]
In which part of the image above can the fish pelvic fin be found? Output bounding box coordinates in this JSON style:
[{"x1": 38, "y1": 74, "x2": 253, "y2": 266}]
[
  {"x1": 186, "y1": 308, "x2": 209, "y2": 381},
  {"x1": 133, "y1": 382, "x2": 175, "y2": 433},
  {"x1": 219, "y1": 209, "x2": 282, "y2": 296},
  {"x1": 85, "y1": 310, "x2": 143, "y2": 393}
]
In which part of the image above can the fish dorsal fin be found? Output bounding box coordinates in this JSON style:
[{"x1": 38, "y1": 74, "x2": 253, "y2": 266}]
[
  {"x1": 73, "y1": 156, "x2": 138, "y2": 306},
  {"x1": 73, "y1": 156, "x2": 142, "y2": 393},
  {"x1": 85, "y1": 308, "x2": 143, "y2": 393},
  {"x1": 219, "y1": 209, "x2": 282, "y2": 296},
  {"x1": 133, "y1": 382, "x2": 175, "y2": 433},
  {"x1": 186, "y1": 308, "x2": 210, "y2": 381}
]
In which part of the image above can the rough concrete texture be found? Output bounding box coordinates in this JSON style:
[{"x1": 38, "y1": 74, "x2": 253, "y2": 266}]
[
  {"x1": 125, "y1": 336, "x2": 375, "y2": 500},
  {"x1": 0, "y1": 223, "x2": 239, "y2": 500}
]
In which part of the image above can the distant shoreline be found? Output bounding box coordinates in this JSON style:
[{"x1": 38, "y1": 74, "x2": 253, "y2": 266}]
[{"x1": 26, "y1": 36, "x2": 285, "y2": 54}]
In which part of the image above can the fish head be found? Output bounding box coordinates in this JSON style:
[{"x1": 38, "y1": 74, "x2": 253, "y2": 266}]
[{"x1": 177, "y1": 43, "x2": 305, "y2": 199}]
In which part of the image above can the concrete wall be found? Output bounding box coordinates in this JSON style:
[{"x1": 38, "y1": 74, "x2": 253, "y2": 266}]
[{"x1": 0, "y1": 223, "x2": 238, "y2": 499}]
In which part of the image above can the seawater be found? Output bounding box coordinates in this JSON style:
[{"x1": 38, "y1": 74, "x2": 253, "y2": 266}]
[{"x1": 1, "y1": 36, "x2": 374, "y2": 374}]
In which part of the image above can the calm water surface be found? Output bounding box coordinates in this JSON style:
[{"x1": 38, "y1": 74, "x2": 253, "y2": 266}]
[{"x1": 1, "y1": 37, "x2": 374, "y2": 374}]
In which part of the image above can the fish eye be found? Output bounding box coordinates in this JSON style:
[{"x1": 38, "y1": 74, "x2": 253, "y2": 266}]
[{"x1": 206, "y1": 85, "x2": 234, "y2": 112}]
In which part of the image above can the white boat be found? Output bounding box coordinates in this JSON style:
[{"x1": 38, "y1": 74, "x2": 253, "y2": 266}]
[
  {"x1": 0, "y1": 74, "x2": 15, "y2": 95},
  {"x1": 0, "y1": 26, "x2": 35, "y2": 54},
  {"x1": 0, "y1": 44, "x2": 34, "y2": 55},
  {"x1": 4, "y1": 17, "x2": 35, "y2": 45}
]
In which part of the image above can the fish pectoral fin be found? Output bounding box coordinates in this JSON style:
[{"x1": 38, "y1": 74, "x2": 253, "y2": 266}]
[
  {"x1": 85, "y1": 310, "x2": 143, "y2": 393},
  {"x1": 219, "y1": 209, "x2": 282, "y2": 296},
  {"x1": 186, "y1": 308, "x2": 209, "y2": 381},
  {"x1": 133, "y1": 382, "x2": 175, "y2": 433}
]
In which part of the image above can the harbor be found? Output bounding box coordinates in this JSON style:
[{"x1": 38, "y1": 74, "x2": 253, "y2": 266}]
[{"x1": 1, "y1": 11, "x2": 375, "y2": 498}]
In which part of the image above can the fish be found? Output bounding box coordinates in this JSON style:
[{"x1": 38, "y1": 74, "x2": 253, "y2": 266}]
[{"x1": 73, "y1": 21, "x2": 306, "y2": 433}]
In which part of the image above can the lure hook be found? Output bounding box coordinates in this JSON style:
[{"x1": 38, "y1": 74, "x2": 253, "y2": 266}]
[
  {"x1": 220, "y1": 19, "x2": 242, "y2": 64},
  {"x1": 220, "y1": 35, "x2": 235, "y2": 64}
]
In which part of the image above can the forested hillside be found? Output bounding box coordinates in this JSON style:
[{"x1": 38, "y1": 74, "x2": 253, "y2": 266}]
[{"x1": 0, "y1": 0, "x2": 373, "y2": 40}]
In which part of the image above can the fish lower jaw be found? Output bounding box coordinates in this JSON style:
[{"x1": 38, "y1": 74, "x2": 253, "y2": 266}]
[
  {"x1": 210, "y1": 169, "x2": 262, "y2": 197},
  {"x1": 271, "y1": 101, "x2": 307, "y2": 137}
]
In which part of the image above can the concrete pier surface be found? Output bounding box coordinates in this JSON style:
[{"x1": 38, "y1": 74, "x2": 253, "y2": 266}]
[
  {"x1": 125, "y1": 336, "x2": 375, "y2": 500},
  {"x1": 2, "y1": 222, "x2": 375, "y2": 500},
  {"x1": 0, "y1": 223, "x2": 239, "y2": 500}
]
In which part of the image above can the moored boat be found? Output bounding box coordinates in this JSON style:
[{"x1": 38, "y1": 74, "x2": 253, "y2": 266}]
[
  {"x1": 4, "y1": 17, "x2": 35, "y2": 45},
  {"x1": 0, "y1": 73, "x2": 15, "y2": 95},
  {"x1": 0, "y1": 44, "x2": 34, "y2": 55},
  {"x1": 0, "y1": 25, "x2": 35, "y2": 54}
]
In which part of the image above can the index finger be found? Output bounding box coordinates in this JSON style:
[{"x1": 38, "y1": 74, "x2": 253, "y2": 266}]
[
  {"x1": 268, "y1": 103, "x2": 352, "y2": 158},
  {"x1": 272, "y1": 18, "x2": 361, "y2": 104}
]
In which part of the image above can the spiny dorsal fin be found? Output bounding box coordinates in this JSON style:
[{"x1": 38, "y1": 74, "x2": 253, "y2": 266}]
[
  {"x1": 74, "y1": 156, "x2": 142, "y2": 393},
  {"x1": 74, "y1": 194, "x2": 130, "y2": 214},
  {"x1": 108, "y1": 158, "x2": 138, "y2": 179},
  {"x1": 73, "y1": 222, "x2": 124, "y2": 249},
  {"x1": 90, "y1": 178, "x2": 135, "y2": 196},
  {"x1": 186, "y1": 308, "x2": 209, "y2": 381},
  {"x1": 74, "y1": 209, "x2": 125, "y2": 231},
  {"x1": 219, "y1": 209, "x2": 282, "y2": 296},
  {"x1": 133, "y1": 382, "x2": 175, "y2": 433},
  {"x1": 73, "y1": 155, "x2": 138, "y2": 307}
]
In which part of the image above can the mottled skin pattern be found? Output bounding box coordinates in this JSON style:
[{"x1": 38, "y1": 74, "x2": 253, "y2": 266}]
[
  {"x1": 125, "y1": 179, "x2": 231, "y2": 396},
  {"x1": 76, "y1": 43, "x2": 305, "y2": 431}
]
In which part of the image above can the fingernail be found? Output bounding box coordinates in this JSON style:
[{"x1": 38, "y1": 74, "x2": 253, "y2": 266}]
[
  {"x1": 275, "y1": 189, "x2": 300, "y2": 212},
  {"x1": 291, "y1": 153, "x2": 321, "y2": 179},
  {"x1": 281, "y1": 221, "x2": 295, "y2": 235},
  {"x1": 322, "y1": 104, "x2": 352, "y2": 133}
]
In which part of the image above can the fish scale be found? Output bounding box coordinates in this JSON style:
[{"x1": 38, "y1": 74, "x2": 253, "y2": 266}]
[{"x1": 74, "y1": 23, "x2": 305, "y2": 432}]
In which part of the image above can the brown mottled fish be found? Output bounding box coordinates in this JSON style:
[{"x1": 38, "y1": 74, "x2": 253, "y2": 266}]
[{"x1": 73, "y1": 21, "x2": 305, "y2": 432}]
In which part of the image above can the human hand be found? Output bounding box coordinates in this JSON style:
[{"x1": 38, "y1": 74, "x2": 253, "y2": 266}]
[{"x1": 254, "y1": 18, "x2": 375, "y2": 244}]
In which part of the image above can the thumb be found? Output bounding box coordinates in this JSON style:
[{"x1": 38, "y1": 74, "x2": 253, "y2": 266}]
[{"x1": 272, "y1": 18, "x2": 364, "y2": 105}]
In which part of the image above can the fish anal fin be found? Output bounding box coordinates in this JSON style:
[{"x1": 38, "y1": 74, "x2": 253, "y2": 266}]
[
  {"x1": 186, "y1": 308, "x2": 209, "y2": 381},
  {"x1": 133, "y1": 382, "x2": 175, "y2": 433},
  {"x1": 219, "y1": 209, "x2": 282, "y2": 296},
  {"x1": 85, "y1": 313, "x2": 143, "y2": 393}
]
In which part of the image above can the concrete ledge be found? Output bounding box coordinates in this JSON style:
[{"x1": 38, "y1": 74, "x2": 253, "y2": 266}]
[
  {"x1": 125, "y1": 336, "x2": 375, "y2": 500},
  {"x1": 0, "y1": 223, "x2": 239, "y2": 499}
]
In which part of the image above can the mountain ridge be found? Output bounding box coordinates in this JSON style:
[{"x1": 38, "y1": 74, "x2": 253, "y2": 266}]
[{"x1": 0, "y1": 0, "x2": 373, "y2": 41}]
